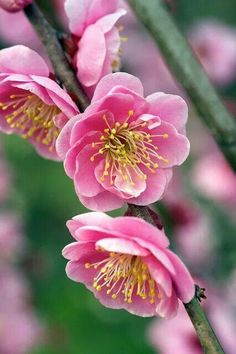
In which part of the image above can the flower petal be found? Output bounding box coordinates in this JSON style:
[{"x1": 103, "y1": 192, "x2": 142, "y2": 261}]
[
  {"x1": 0, "y1": 45, "x2": 49, "y2": 76},
  {"x1": 92, "y1": 72, "x2": 144, "y2": 102}
]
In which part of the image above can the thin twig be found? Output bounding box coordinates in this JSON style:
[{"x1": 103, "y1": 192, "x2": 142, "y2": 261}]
[
  {"x1": 127, "y1": 0, "x2": 236, "y2": 171},
  {"x1": 24, "y1": 3, "x2": 225, "y2": 353},
  {"x1": 24, "y1": 3, "x2": 89, "y2": 111}
]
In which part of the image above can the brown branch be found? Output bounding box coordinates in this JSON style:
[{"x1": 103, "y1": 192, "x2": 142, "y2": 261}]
[{"x1": 24, "y1": 3, "x2": 89, "y2": 111}]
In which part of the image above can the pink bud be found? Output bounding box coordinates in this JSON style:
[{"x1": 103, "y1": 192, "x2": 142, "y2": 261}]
[{"x1": 0, "y1": 0, "x2": 32, "y2": 12}]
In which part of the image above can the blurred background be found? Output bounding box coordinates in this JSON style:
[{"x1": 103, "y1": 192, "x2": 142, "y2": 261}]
[{"x1": 0, "y1": 0, "x2": 236, "y2": 353}]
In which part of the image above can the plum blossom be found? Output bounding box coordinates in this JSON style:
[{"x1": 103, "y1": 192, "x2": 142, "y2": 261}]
[
  {"x1": 0, "y1": 45, "x2": 78, "y2": 160},
  {"x1": 57, "y1": 72, "x2": 189, "y2": 211},
  {"x1": 0, "y1": 0, "x2": 31, "y2": 12},
  {"x1": 189, "y1": 21, "x2": 236, "y2": 86},
  {"x1": 63, "y1": 212, "x2": 194, "y2": 317},
  {"x1": 64, "y1": 0, "x2": 126, "y2": 93}
]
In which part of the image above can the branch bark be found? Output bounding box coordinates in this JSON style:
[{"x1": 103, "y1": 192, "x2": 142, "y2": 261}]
[
  {"x1": 127, "y1": 0, "x2": 236, "y2": 171},
  {"x1": 24, "y1": 2, "x2": 225, "y2": 353},
  {"x1": 24, "y1": 3, "x2": 89, "y2": 111}
]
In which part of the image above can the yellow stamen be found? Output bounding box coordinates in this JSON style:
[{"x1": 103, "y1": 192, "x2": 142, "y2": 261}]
[
  {"x1": 86, "y1": 252, "x2": 158, "y2": 304},
  {"x1": 0, "y1": 93, "x2": 60, "y2": 152},
  {"x1": 90, "y1": 110, "x2": 169, "y2": 186}
]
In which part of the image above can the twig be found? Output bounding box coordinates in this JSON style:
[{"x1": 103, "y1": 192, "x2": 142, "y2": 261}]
[
  {"x1": 24, "y1": 3, "x2": 89, "y2": 111},
  {"x1": 185, "y1": 287, "x2": 224, "y2": 354},
  {"x1": 24, "y1": 2, "x2": 225, "y2": 353},
  {"x1": 127, "y1": 0, "x2": 236, "y2": 171}
]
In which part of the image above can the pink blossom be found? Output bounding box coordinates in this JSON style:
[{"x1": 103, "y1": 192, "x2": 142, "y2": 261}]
[
  {"x1": 189, "y1": 21, "x2": 236, "y2": 86},
  {"x1": 192, "y1": 152, "x2": 236, "y2": 204},
  {"x1": 65, "y1": 0, "x2": 126, "y2": 92},
  {"x1": 0, "y1": 45, "x2": 78, "y2": 160},
  {"x1": 63, "y1": 212, "x2": 194, "y2": 317},
  {"x1": 149, "y1": 289, "x2": 236, "y2": 354},
  {"x1": 0, "y1": 0, "x2": 31, "y2": 12},
  {"x1": 0, "y1": 213, "x2": 25, "y2": 260},
  {"x1": 57, "y1": 72, "x2": 189, "y2": 211}
]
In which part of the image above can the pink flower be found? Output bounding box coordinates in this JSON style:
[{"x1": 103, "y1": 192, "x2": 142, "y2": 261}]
[
  {"x1": 0, "y1": 213, "x2": 25, "y2": 260},
  {"x1": 189, "y1": 21, "x2": 236, "y2": 86},
  {"x1": 63, "y1": 212, "x2": 194, "y2": 317},
  {"x1": 0, "y1": 0, "x2": 31, "y2": 12},
  {"x1": 0, "y1": 45, "x2": 78, "y2": 160},
  {"x1": 65, "y1": 0, "x2": 126, "y2": 92},
  {"x1": 192, "y1": 152, "x2": 236, "y2": 204},
  {"x1": 57, "y1": 72, "x2": 189, "y2": 211}
]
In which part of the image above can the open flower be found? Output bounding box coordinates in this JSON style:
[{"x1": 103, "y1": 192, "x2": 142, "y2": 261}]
[
  {"x1": 0, "y1": 0, "x2": 31, "y2": 12},
  {"x1": 65, "y1": 0, "x2": 126, "y2": 93},
  {"x1": 0, "y1": 45, "x2": 78, "y2": 160},
  {"x1": 57, "y1": 72, "x2": 189, "y2": 211},
  {"x1": 63, "y1": 212, "x2": 194, "y2": 317}
]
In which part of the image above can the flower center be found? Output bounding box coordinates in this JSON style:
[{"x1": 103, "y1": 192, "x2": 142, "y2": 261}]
[
  {"x1": 0, "y1": 93, "x2": 61, "y2": 152},
  {"x1": 90, "y1": 110, "x2": 169, "y2": 186},
  {"x1": 85, "y1": 252, "x2": 159, "y2": 304}
]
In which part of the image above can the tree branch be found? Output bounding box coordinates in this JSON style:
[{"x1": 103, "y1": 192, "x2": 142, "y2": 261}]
[
  {"x1": 127, "y1": 0, "x2": 236, "y2": 171},
  {"x1": 185, "y1": 289, "x2": 224, "y2": 354},
  {"x1": 24, "y1": 2, "x2": 225, "y2": 353},
  {"x1": 24, "y1": 3, "x2": 89, "y2": 111}
]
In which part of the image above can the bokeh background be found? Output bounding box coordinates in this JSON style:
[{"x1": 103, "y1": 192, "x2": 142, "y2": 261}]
[{"x1": 0, "y1": 1, "x2": 236, "y2": 353}]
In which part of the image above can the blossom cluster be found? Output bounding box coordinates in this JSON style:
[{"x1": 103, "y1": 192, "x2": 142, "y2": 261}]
[{"x1": 1, "y1": 0, "x2": 235, "y2": 336}]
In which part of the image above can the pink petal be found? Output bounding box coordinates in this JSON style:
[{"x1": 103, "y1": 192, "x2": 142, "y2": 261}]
[
  {"x1": 56, "y1": 114, "x2": 80, "y2": 159},
  {"x1": 151, "y1": 122, "x2": 190, "y2": 168},
  {"x1": 109, "y1": 217, "x2": 169, "y2": 248},
  {"x1": 96, "y1": 237, "x2": 149, "y2": 256},
  {"x1": 129, "y1": 168, "x2": 173, "y2": 205},
  {"x1": 147, "y1": 92, "x2": 188, "y2": 132},
  {"x1": 77, "y1": 24, "x2": 106, "y2": 87},
  {"x1": 87, "y1": 0, "x2": 119, "y2": 26},
  {"x1": 114, "y1": 171, "x2": 146, "y2": 197},
  {"x1": 165, "y1": 250, "x2": 195, "y2": 303},
  {"x1": 70, "y1": 110, "x2": 113, "y2": 146},
  {"x1": 31, "y1": 75, "x2": 79, "y2": 116},
  {"x1": 66, "y1": 212, "x2": 112, "y2": 239},
  {"x1": 156, "y1": 292, "x2": 179, "y2": 319},
  {"x1": 79, "y1": 190, "x2": 124, "y2": 211},
  {"x1": 0, "y1": 45, "x2": 49, "y2": 76},
  {"x1": 96, "y1": 9, "x2": 126, "y2": 34},
  {"x1": 92, "y1": 72, "x2": 144, "y2": 102},
  {"x1": 62, "y1": 241, "x2": 95, "y2": 260},
  {"x1": 65, "y1": 0, "x2": 91, "y2": 36},
  {"x1": 64, "y1": 131, "x2": 101, "y2": 178},
  {"x1": 74, "y1": 145, "x2": 103, "y2": 197},
  {"x1": 144, "y1": 255, "x2": 173, "y2": 297}
]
